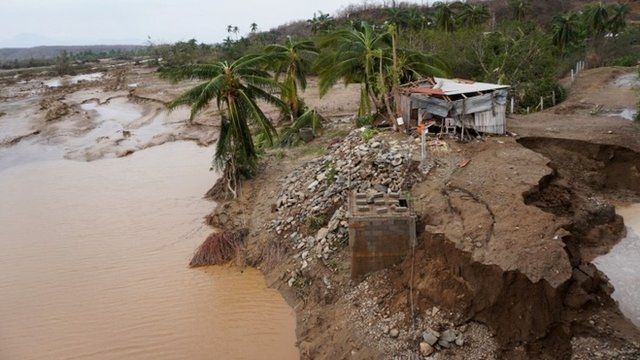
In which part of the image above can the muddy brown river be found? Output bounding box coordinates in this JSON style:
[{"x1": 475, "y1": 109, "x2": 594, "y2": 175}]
[
  {"x1": 0, "y1": 142, "x2": 297, "y2": 359},
  {"x1": 595, "y1": 204, "x2": 640, "y2": 327}
]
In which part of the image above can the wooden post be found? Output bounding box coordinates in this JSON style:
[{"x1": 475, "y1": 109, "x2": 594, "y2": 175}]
[
  {"x1": 571, "y1": 69, "x2": 574, "y2": 82},
  {"x1": 527, "y1": 106, "x2": 530, "y2": 114},
  {"x1": 552, "y1": 91, "x2": 556, "y2": 106},
  {"x1": 421, "y1": 127, "x2": 427, "y2": 162},
  {"x1": 540, "y1": 97, "x2": 544, "y2": 111},
  {"x1": 510, "y1": 97, "x2": 514, "y2": 114}
]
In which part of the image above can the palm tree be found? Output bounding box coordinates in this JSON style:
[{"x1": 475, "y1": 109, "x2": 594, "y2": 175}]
[
  {"x1": 457, "y1": 3, "x2": 490, "y2": 28},
  {"x1": 317, "y1": 22, "x2": 449, "y2": 120},
  {"x1": 395, "y1": 49, "x2": 449, "y2": 84},
  {"x1": 264, "y1": 37, "x2": 318, "y2": 120},
  {"x1": 607, "y1": 2, "x2": 629, "y2": 36},
  {"x1": 222, "y1": 36, "x2": 234, "y2": 49},
  {"x1": 405, "y1": 8, "x2": 426, "y2": 31},
  {"x1": 307, "y1": 11, "x2": 334, "y2": 34},
  {"x1": 161, "y1": 55, "x2": 285, "y2": 196},
  {"x1": 316, "y1": 22, "x2": 391, "y2": 117},
  {"x1": 583, "y1": 2, "x2": 609, "y2": 36},
  {"x1": 433, "y1": 2, "x2": 457, "y2": 32},
  {"x1": 250, "y1": 22, "x2": 258, "y2": 33},
  {"x1": 508, "y1": 0, "x2": 530, "y2": 21},
  {"x1": 552, "y1": 12, "x2": 581, "y2": 53},
  {"x1": 386, "y1": 7, "x2": 405, "y2": 27}
]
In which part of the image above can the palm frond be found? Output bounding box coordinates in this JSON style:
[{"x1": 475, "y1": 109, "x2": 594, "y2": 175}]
[
  {"x1": 160, "y1": 63, "x2": 222, "y2": 82},
  {"x1": 237, "y1": 89, "x2": 277, "y2": 147},
  {"x1": 280, "y1": 108, "x2": 325, "y2": 147},
  {"x1": 167, "y1": 81, "x2": 209, "y2": 109}
]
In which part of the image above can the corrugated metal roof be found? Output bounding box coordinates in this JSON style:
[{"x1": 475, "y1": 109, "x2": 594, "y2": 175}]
[{"x1": 408, "y1": 78, "x2": 510, "y2": 96}]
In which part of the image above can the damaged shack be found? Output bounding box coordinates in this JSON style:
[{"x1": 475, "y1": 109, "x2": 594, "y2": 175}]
[{"x1": 399, "y1": 77, "x2": 510, "y2": 135}]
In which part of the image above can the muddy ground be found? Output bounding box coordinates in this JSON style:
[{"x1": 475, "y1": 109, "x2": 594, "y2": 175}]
[
  {"x1": 0, "y1": 62, "x2": 360, "y2": 170},
  {"x1": 207, "y1": 66, "x2": 640, "y2": 359},
  {"x1": 2, "y1": 63, "x2": 639, "y2": 359}
]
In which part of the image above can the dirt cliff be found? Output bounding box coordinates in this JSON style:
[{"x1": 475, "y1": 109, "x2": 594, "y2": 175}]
[{"x1": 208, "y1": 67, "x2": 640, "y2": 359}]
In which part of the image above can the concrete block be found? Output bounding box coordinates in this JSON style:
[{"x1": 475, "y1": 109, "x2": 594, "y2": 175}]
[{"x1": 348, "y1": 191, "x2": 417, "y2": 280}]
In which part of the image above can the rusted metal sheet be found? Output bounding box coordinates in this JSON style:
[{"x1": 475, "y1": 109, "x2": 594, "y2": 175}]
[{"x1": 404, "y1": 87, "x2": 445, "y2": 95}]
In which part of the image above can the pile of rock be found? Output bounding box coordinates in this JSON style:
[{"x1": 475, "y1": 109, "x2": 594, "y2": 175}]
[
  {"x1": 419, "y1": 326, "x2": 465, "y2": 356},
  {"x1": 267, "y1": 128, "x2": 422, "y2": 283}
]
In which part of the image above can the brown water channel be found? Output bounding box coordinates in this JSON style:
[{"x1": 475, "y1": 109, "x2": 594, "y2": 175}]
[
  {"x1": 0, "y1": 142, "x2": 297, "y2": 359},
  {"x1": 595, "y1": 204, "x2": 640, "y2": 328}
]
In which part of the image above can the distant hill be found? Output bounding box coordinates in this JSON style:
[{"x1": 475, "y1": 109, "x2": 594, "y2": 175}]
[
  {"x1": 257, "y1": 0, "x2": 640, "y2": 42},
  {"x1": 0, "y1": 45, "x2": 146, "y2": 61}
]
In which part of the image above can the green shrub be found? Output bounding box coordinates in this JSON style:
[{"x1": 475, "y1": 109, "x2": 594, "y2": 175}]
[
  {"x1": 361, "y1": 127, "x2": 378, "y2": 142},
  {"x1": 326, "y1": 163, "x2": 337, "y2": 184},
  {"x1": 306, "y1": 215, "x2": 326, "y2": 232},
  {"x1": 355, "y1": 115, "x2": 374, "y2": 127},
  {"x1": 280, "y1": 108, "x2": 325, "y2": 147}
]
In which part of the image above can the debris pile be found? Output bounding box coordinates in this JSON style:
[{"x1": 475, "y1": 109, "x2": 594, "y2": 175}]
[
  {"x1": 340, "y1": 270, "x2": 496, "y2": 358},
  {"x1": 265, "y1": 129, "x2": 423, "y2": 284},
  {"x1": 40, "y1": 97, "x2": 70, "y2": 121}
]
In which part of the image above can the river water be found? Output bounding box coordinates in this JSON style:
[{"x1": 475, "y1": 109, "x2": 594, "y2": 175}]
[
  {"x1": 0, "y1": 142, "x2": 297, "y2": 359},
  {"x1": 594, "y1": 204, "x2": 640, "y2": 327}
]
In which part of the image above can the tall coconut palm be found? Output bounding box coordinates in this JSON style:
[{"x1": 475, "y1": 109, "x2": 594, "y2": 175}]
[
  {"x1": 316, "y1": 22, "x2": 391, "y2": 117},
  {"x1": 161, "y1": 55, "x2": 285, "y2": 193},
  {"x1": 583, "y1": 2, "x2": 609, "y2": 36},
  {"x1": 607, "y1": 2, "x2": 630, "y2": 36},
  {"x1": 405, "y1": 8, "x2": 426, "y2": 30},
  {"x1": 307, "y1": 11, "x2": 334, "y2": 34},
  {"x1": 457, "y1": 3, "x2": 490, "y2": 28},
  {"x1": 317, "y1": 22, "x2": 449, "y2": 120},
  {"x1": 552, "y1": 12, "x2": 581, "y2": 53},
  {"x1": 264, "y1": 37, "x2": 318, "y2": 120},
  {"x1": 433, "y1": 2, "x2": 457, "y2": 32},
  {"x1": 386, "y1": 7, "x2": 406, "y2": 28},
  {"x1": 508, "y1": 0, "x2": 530, "y2": 21}
]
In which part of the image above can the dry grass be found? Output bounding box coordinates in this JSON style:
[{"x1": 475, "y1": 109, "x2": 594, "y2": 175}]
[{"x1": 189, "y1": 230, "x2": 247, "y2": 267}]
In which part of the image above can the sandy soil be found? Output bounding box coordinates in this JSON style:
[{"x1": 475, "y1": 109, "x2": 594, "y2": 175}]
[{"x1": 511, "y1": 66, "x2": 640, "y2": 151}]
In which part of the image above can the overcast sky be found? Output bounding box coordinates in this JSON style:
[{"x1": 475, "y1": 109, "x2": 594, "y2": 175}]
[{"x1": 0, "y1": 0, "x2": 434, "y2": 48}]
